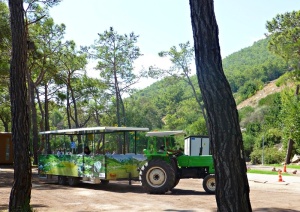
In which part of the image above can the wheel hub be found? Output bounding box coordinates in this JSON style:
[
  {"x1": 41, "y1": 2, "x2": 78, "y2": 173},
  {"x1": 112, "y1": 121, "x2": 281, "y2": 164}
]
[
  {"x1": 147, "y1": 167, "x2": 167, "y2": 187},
  {"x1": 207, "y1": 178, "x2": 215, "y2": 190}
]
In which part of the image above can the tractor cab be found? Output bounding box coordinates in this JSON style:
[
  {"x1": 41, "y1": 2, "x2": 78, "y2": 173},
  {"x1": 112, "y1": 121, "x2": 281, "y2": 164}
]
[{"x1": 143, "y1": 130, "x2": 185, "y2": 157}]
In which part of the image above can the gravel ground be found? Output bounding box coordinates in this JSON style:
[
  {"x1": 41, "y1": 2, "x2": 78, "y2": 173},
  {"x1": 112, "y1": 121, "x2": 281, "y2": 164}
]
[{"x1": 1, "y1": 166, "x2": 300, "y2": 212}]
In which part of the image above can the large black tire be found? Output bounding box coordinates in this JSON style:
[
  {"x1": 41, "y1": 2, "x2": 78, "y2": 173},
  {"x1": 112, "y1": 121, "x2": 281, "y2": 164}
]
[
  {"x1": 170, "y1": 158, "x2": 180, "y2": 189},
  {"x1": 172, "y1": 178, "x2": 180, "y2": 189},
  {"x1": 101, "y1": 179, "x2": 109, "y2": 185},
  {"x1": 68, "y1": 177, "x2": 80, "y2": 186},
  {"x1": 139, "y1": 159, "x2": 175, "y2": 194},
  {"x1": 203, "y1": 175, "x2": 216, "y2": 194},
  {"x1": 58, "y1": 176, "x2": 67, "y2": 185}
]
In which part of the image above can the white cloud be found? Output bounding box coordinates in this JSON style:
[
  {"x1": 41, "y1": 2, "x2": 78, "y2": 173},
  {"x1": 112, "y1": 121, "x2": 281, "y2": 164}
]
[
  {"x1": 132, "y1": 54, "x2": 172, "y2": 89},
  {"x1": 85, "y1": 61, "x2": 99, "y2": 79}
]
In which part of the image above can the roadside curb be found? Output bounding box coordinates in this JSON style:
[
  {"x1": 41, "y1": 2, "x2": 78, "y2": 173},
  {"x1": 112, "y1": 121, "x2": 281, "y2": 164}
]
[
  {"x1": 250, "y1": 179, "x2": 290, "y2": 185},
  {"x1": 247, "y1": 173, "x2": 300, "y2": 186}
]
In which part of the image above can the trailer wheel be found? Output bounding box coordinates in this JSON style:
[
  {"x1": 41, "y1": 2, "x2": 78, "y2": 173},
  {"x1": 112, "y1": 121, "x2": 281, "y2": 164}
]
[
  {"x1": 58, "y1": 176, "x2": 67, "y2": 185},
  {"x1": 203, "y1": 175, "x2": 216, "y2": 194},
  {"x1": 68, "y1": 177, "x2": 80, "y2": 186},
  {"x1": 140, "y1": 159, "x2": 175, "y2": 194},
  {"x1": 101, "y1": 179, "x2": 109, "y2": 185}
]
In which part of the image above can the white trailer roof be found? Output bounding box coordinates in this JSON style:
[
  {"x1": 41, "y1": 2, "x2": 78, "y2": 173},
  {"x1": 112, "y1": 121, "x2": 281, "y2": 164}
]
[
  {"x1": 39, "y1": 126, "x2": 149, "y2": 135},
  {"x1": 146, "y1": 130, "x2": 185, "y2": 137}
]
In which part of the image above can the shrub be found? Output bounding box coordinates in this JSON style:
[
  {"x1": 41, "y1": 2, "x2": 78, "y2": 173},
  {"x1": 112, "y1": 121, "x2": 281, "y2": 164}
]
[
  {"x1": 250, "y1": 146, "x2": 285, "y2": 164},
  {"x1": 242, "y1": 133, "x2": 256, "y2": 160},
  {"x1": 238, "y1": 106, "x2": 254, "y2": 122}
]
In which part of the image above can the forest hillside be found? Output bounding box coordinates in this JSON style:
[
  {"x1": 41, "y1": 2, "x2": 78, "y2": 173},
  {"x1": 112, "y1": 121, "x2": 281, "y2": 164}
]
[
  {"x1": 237, "y1": 80, "x2": 293, "y2": 110},
  {"x1": 126, "y1": 37, "x2": 298, "y2": 163}
]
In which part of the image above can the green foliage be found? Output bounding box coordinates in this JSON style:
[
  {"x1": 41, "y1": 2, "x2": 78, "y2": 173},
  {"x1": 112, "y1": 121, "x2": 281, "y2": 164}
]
[
  {"x1": 259, "y1": 93, "x2": 282, "y2": 128},
  {"x1": 0, "y1": 1, "x2": 10, "y2": 76},
  {"x1": 238, "y1": 106, "x2": 254, "y2": 122},
  {"x1": 269, "y1": 164, "x2": 300, "y2": 170},
  {"x1": 264, "y1": 128, "x2": 282, "y2": 147},
  {"x1": 3, "y1": 4, "x2": 300, "y2": 168},
  {"x1": 92, "y1": 27, "x2": 142, "y2": 126},
  {"x1": 246, "y1": 122, "x2": 261, "y2": 136},
  {"x1": 237, "y1": 80, "x2": 263, "y2": 101},
  {"x1": 242, "y1": 133, "x2": 255, "y2": 159},
  {"x1": 258, "y1": 92, "x2": 280, "y2": 106},
  {"x1": 223, "y1": 38, "x2": 288, "y2": 95},
  {"x1": 185, "y1": 116, "x2": 208, "y2": 136},
  {"x1": 279, "y1": 88, "x2": 300, "y2": 149},
  {"x1": 240, "y1": 106, "x2": 268, "y2": 128},
  {"x1": 266, "y1": 10, "x2": 300, "y2": 71},
  {"x1": 126, "y1": 76, "x2": 203, "y2": 132},
  {"x1": 275, "y1": 72, "x2": 294, "y2": 86},
  {"x1": 250, "y1": 147, "x2": 285, "y2": 164},
  {"x1": 247, "y1": 169, "x2": 290, "y2": 175},
  {"x1": 158, "y1": 41, "x2": 194, "y2": 77}
]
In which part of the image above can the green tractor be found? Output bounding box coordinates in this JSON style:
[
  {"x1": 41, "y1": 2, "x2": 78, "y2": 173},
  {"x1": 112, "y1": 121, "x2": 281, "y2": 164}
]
[{"x1": 139, "y1": 131, "x2": 215, "y2": 194}]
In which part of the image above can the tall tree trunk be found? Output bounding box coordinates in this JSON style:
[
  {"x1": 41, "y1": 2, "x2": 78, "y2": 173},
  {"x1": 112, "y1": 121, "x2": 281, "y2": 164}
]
[
  {"x1": 113, "y1": 66, "x2": 123, "y2": 153},
  {"x1": 70, "y1": 85, "x2": 79, "y2": 127},
  {"x1": 29, "y1": 79, "x2": 39, "y2": 164},
  {"x1": 184, "y1": 72, "x2": 209, "y2": 131},
  {"x1": 9, "y1": 0, "x2": 32, "y2": 211},
  {"x1": 66, "y1": 83, "x2": 72, "y2": 129},
  {"x1": 44, "y1": 83, "x2": 51, "y2": 154},
  {"x1": 36, "y1": 87, "x2": 45, "y2": 153},
  {"x1": 285, "y1": 139, "x2": 294, "y2": 164},
  {"x1": 189, "y1": 1, "x2": 252, "y2": 211},
  {"x1": 114, "y1": 74, "x2": 121, "y2": 127},
  {"x1": 70, "y1": 86, "x2": 83, "y2": 152}
]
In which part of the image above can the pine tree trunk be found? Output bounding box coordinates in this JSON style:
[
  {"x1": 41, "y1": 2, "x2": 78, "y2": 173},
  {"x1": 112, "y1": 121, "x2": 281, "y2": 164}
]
[
  {"x1": 29, "y1": 80, "x2": 39, "y2": 164},
  {"x1": 189, "y1": 1, "x2": 252, "y2": 211},
  {"x1": 8, "y1": 0, "x2": 32, "y2": 211},
  {"x1": 285, "y1": 139, "x2": 294, "y2": 164}
]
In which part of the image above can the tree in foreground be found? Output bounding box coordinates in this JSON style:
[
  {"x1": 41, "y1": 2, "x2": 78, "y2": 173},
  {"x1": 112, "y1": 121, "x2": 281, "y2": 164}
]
[
  {"x1": 9, "y1": 0, "x2": 32, "y2": 211},
  {"x1": 189, "y1": 1, "x2": 252, "y2": 211}
]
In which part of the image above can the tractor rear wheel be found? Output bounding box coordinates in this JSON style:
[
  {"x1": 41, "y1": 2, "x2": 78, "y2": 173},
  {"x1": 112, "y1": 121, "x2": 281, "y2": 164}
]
[
  {"x1": 140, "y1": 159, "x2": 175, "y2": 194},
  {"x1": 203, "y1": 174, "x2": 216, "y2": 194},
  {"x1": 101, "y1": 179, "x2": 109, "y2": 185},
  {"x1": 170, "y1": 158, "x2": 180, "y2": 189}
]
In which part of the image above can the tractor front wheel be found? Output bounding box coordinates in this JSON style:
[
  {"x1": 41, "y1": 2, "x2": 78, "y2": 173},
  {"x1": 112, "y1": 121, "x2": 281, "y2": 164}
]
[
  {"x1": 203, "y1": 175, "x2": 216, "y2": 194},
  {"x1": 140, "y1": 159, "x2": 175, "y2": 194}
]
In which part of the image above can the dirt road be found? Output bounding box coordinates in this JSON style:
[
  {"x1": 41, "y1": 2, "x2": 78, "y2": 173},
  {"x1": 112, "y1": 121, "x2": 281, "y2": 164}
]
[{"x1": 1, "y1": 167, "x2": 300, "y2": 212}]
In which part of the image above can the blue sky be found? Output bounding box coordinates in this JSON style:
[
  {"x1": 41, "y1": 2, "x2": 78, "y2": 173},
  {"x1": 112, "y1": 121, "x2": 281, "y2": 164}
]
[{"x1": 49, "y1": 0, "x2": 300, "y2": 87}]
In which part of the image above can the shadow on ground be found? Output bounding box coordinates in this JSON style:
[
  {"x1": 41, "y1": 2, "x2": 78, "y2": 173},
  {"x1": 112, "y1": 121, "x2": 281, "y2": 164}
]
[{"x1": 253, "y1": 209, "x2": 300, "y2": 212}]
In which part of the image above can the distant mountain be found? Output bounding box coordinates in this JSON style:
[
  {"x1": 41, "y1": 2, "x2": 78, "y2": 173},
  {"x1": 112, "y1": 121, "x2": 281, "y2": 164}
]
[
  {"x1": 127, "y1": 37, "x2": 290, "y2": 133},
  {"x1": 222, "y1": 38, "x2": 288, "y2": 95},
  {"x1": 127, "y1": 37, "x2": 295, "y2": 162},
  {"x1": 236, "y1": 79, "x2": 293, "y2": 110}
]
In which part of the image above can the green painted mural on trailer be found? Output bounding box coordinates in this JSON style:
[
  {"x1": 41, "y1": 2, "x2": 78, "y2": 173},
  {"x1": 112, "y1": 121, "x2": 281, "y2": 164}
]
[{"x1": 38, "y1": 154, "x2": 147, "y2": 180}]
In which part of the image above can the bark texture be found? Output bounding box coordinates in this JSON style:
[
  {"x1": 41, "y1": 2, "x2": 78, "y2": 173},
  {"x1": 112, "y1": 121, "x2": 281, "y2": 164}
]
[
  {"x1": 189, "y1": 1, "x2": 252, "y2": 211},
  {"x1": 285, "y1": 139, "x2": 294, "y2": 164},
  {"x1": 9, "y1": 0, "x2": 32, "y2": 211}
]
